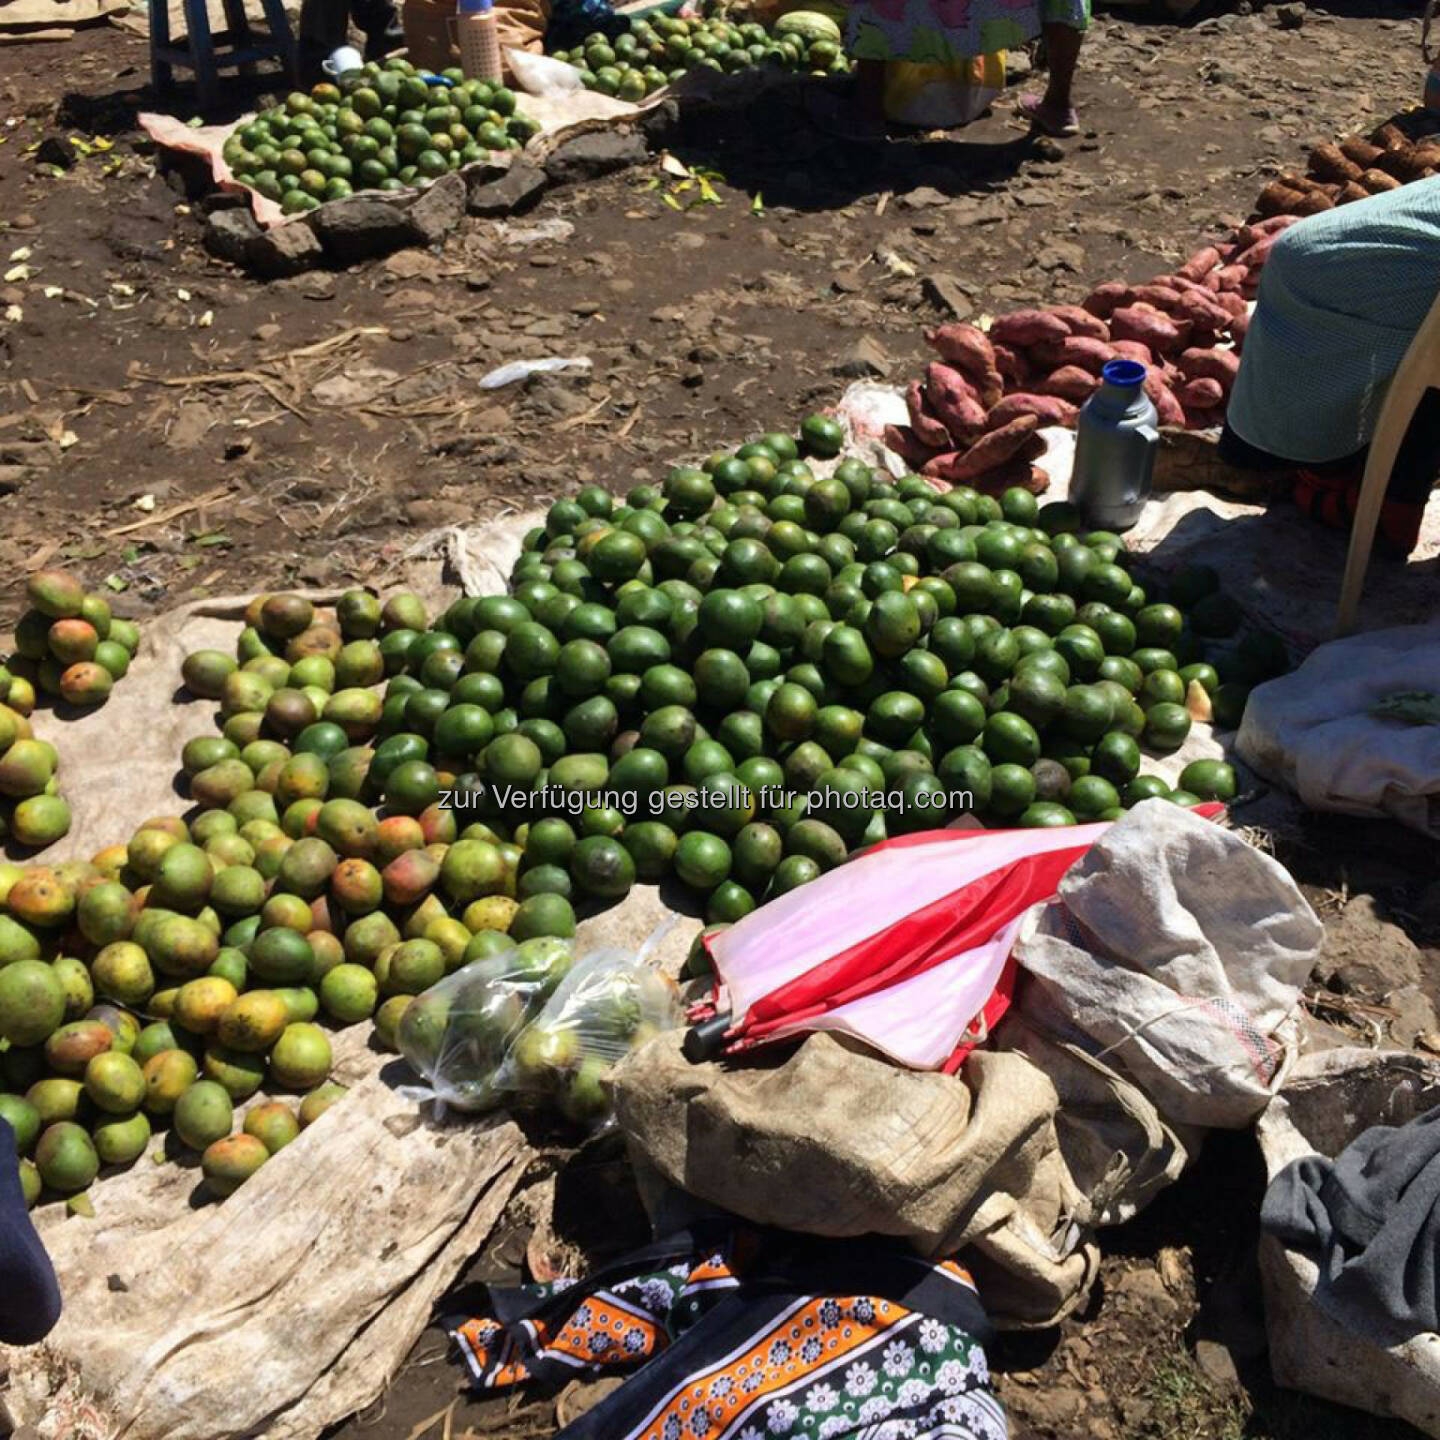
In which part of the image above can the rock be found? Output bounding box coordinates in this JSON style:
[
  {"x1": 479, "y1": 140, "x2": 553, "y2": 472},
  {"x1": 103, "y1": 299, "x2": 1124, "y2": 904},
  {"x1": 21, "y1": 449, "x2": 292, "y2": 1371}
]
[
  {"x1": 246, "y1": 220, "x2": 324, "y2": 278},
  {"x1": 923, "y1": 273, "x2": 974, "y2": 319},
  {"x1": 406, "y1": 170, "x2": 466, "y2": 245},
  {"x1": 253, "y1": 322, "x2": 281, "y2": 342},
  {"x1": 0, "y1": 465, "x2": 26, "y2": 494},
  {"x1": 1193, "y1": 1338, "x2": 1242, "y2": 1393},
  {"x1": 543, "y1": 131, "x2": 649, "y2": 186},
  {"x1": 832, "y1": 335, "x2": 891, "y2": 379},
  {"x1": 831, "y1": 270, "x2": 865, "y2": 294},
  {"x1": 1388, "y1": 984, "x2": 1439, "y2": 1048},
  {"x1": 1035, "y1": 239, "x2": 1086, "y2": 273},
  {"x1": 1034, "y1": 137, "x2": 1067, "y2": 163},
  {"x1": 467, "y1": 162, "x2": 547, "y2": 217},
  {"x1": 203, "y1": 208, "x2": 262, "y2": 264},
  {"x1": 1276, "y1": 1, "x2": 1304, "y2": 23},
  {"x1": 1006, "y1": 47, "x2": 1032, "y2": 79},
  {"x1": 899, "y1": 185, "x2": 950, "y2": 210},
  {"x1": 309, "y1": 196, "x2": 415, "y2": 264},
  {"x1": 34, "y1": 135, "x2": 72, "y2": 170},
  {"x1": 1113, "y1": 1266, "x2": 1179, "y2": 1318}
]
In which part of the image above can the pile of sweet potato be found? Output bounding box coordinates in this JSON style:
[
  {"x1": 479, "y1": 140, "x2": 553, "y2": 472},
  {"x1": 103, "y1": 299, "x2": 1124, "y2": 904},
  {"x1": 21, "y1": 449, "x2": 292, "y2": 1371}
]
[
  {"x1": 1257, "y1": 122, "x2": 1440, "y2": 218},
  {"x1": 882, "y1": 214, "x2": 1298, "y2": 487}
]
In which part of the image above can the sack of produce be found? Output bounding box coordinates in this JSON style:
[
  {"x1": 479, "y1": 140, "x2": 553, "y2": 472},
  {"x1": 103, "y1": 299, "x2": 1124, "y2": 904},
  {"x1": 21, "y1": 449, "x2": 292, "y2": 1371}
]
[
  {"x1": 494, "y1": 946, "x2": 683, "y2": 1126},
  {"x1": 397, "y1": 936, "x2": 575, "y2": 1110}
]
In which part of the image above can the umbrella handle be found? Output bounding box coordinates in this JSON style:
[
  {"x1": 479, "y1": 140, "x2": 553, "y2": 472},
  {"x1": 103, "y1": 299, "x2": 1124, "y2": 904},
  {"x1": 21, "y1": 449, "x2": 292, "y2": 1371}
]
[{"x1": 682, "y1": 1011, "x2": 733, "y2": 1063}]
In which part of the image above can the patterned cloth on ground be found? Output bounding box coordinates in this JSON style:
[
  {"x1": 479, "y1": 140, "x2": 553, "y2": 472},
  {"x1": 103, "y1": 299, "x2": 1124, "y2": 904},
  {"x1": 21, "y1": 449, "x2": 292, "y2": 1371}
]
[{"x1": 448, "y1": 1227, "x2": 1006, "y2": 1440}]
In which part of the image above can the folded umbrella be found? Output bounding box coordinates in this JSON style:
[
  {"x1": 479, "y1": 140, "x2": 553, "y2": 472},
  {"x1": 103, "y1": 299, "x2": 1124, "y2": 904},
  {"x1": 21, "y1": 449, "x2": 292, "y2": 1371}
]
[{"x1": 689, "y1": 811, "x2": 1221, "y2": 1071}]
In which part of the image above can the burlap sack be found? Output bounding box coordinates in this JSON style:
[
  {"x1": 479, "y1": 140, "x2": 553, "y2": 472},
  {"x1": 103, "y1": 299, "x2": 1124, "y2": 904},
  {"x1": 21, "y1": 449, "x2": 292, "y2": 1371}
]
[{"x1": 611, "y1": 1032, "x2": 1100, "y2": 1328}]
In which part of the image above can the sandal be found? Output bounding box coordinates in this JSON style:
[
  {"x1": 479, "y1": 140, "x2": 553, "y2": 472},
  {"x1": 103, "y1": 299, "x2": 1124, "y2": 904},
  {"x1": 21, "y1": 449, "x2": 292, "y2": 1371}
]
[{"x1": 1016, "y1": 92, "x2": 1079, "y2": 138}]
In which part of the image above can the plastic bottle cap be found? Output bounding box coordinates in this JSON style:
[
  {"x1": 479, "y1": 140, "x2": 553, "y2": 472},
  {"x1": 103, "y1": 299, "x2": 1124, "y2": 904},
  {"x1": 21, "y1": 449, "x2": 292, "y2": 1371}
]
[
  {"x1": 458, "y1": 0, "x2": 492, "y2": 13},
  {"x1": 1101, "y1": 359, "x2": 1146, "y2": 389}
]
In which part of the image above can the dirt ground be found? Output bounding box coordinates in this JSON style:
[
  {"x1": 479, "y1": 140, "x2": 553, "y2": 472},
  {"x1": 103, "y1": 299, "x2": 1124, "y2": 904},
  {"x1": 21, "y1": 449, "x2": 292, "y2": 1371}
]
[{"x1": 2, "y1": 2, "x2": 1440, "y2": 1436}]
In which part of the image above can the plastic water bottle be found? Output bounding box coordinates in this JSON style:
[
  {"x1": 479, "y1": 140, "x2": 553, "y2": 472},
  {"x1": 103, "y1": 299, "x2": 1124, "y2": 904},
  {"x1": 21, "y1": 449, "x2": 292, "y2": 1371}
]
[
  {"x1": 457, "y1": 0, "x2": 503, "y2": 83},
  {"x1": 1070, "y1": 359, "x2": 1159, "y2": 531}
]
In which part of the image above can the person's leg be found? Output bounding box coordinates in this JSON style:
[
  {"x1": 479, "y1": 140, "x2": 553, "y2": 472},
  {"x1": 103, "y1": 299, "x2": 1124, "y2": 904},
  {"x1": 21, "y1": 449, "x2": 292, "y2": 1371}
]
[
  {"x1": 350, "y1": 0, "x2": 401, "y2": 60},
  {"x1": 0, "y1": 1121, "x2": 61, "y2": 1347},
  {"x1": 297, "y1": 0, "x2": 352, "y2": 81},
  {"x1": 1018, "y1": 16, "x2": 1083, "y2": 135}
]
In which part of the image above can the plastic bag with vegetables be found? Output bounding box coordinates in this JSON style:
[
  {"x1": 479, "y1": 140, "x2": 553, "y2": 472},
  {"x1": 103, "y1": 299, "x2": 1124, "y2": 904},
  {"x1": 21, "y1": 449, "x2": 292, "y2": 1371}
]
[
  {"x1": 396, "y1": 935, "x2": 576, "y2": 1111},
  {"x1": 494, "y1": 948, "x2": 683, "y2": 1128}
]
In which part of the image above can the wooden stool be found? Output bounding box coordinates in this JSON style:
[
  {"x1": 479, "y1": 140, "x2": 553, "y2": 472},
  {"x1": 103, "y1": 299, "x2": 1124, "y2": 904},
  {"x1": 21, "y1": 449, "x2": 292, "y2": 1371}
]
[
  {"x1": 150, "y1": 0, "x2": 297, "y2": 114},
  {"x1": 1336, "y1": 287, "x2": 1440, "y2": 635}
]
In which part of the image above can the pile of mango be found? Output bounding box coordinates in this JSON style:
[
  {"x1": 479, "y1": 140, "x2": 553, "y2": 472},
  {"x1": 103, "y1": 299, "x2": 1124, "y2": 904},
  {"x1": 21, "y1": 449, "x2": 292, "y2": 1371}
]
[{"x1": 0, "y1": 569, "x2": 142, "y2": 852}]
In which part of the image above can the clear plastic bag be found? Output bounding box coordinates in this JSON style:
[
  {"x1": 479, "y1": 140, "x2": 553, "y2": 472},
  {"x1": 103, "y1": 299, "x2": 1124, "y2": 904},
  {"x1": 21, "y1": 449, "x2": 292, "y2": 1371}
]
[
  {"x1": 396, "y1": 935, "x2": 575, "y2": 1111},
  {"x1": 493, "y1": 949, "x2": 683, "y2": 1127},
  {"x1": 395, "y1": 922, "x2": 683, "y2": 1125}
]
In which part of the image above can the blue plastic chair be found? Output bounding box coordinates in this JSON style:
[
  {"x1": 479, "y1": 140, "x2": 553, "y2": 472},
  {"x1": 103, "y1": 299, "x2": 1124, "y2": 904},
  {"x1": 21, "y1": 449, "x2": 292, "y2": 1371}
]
[{"x1": 150, "y1": 0, "x2": 297, "y2": 113}]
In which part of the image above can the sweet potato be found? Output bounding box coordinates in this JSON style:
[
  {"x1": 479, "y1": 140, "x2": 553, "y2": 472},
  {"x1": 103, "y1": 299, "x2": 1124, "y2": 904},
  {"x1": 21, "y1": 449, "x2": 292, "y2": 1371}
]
[
  {"x1": 925, "y1": 362, "x2": 990, "y2": 441},
  {"x1": 1233, "y1": 232, "x2": 1281, "y2": 271},
  {"x1": 986, "y1": 393, "x2": 1078, "y2": 430},
  {"x1": 1033, "y1": 336, "x2": 1115, "y2": 376},
  {"x1": 1177, "y1": 246, "x2": 1222, "y2": 282},
  {"x1": 964, "y1": 455, "x2": 1050, "y2": 497},
  {"x1": 1293, "y1": 191, "x2": 1335, "y2": 216},
  {"x1": 883, "y1": 424, "x2": 944, "y2": 469},
  {"x1": 1336, "y1": 181, "x2": 1371, "y2": 206},
  {"x1": 1110, "y1": 340, "x2": 1154, "y2": 367},
  {"x1": 1371, "y1": 122, "x2": 1409, "y2": 152},
  {"x1": 1232, "y1": 215, "x2": 1300, "y2": 252},
  {"x1": 1082, "y1": 282, "x2": 1133, "y2": 320},
  {"x1": 1177, "y1": 376, "x2": 1225, "y2": 409},
  {"x1": 1256, "y1": 182, "x2": 1307, "y2": 218},
  {"x1": 1362, "y1": 168, "x2": 1402, "y2": 194},
  {"x1": 1340, "y1": 137, "x2": 1384, "y2": 169},
  {"x1": 921, "y1": 413, "x2": 1039, "y2": 482},
  {"x1": 1183, "y1": 406, "x2": 1226, "y2": 431},
  {"x1": 1178, "y1": 348, "x2": 1240, "y2": 387},
  {"x1": 925, "y1": 323, "x2": 997, "y2": 377},
  {"x1": 1215, "y1": 264, "x2": 1247, "y2": 292},
  {"x1": 991, "y1": 343, "x2": 1031, "y2": 388},
  {"x1": 989, "y1": 309, "x2": 1070, "y2": 348},
  {"x1": 1048, "y1": 304, "x2": 1110, "y2": 341},
  {"x1": 1308, "y1": 143, "x2": 1364, "y2": 186},
  {"x1": 1279, "y1": 171, "x2": 1323, "y2": 195},
  {"x1": 1374, "y1": 147, "x2": 1430, "y2": 182},
  {"x1": 1132, "y1": 284, "x2": 1186, "y2": 313},
  {"x1": 906, "y1": 380, "x2": 953, "y2": 449},
  {"x1": 1173, "y1": 291, "x2": 1234, "y2": 334},
  {"x1": 1144, "y1": 369, "x2": 1186, "y2": 427},
  {"x1": 1229, "y1": 310, "x2": 1250, "y2": 349},
  {"x1": 1039, "y1": 365, "x2": 1101, "y2": 403},
  {"x1": 1111, "y1": 305, "x2": 1186, "y2": 356}
]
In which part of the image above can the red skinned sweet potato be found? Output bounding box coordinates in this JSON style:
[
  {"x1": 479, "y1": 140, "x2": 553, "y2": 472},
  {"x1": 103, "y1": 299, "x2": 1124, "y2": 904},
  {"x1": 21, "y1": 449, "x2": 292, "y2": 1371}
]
[
  {"x1": 1033, "y1": 336, "x2": 1116, "y2": 376},
  {"x1": 1229, "y1": 215, "x2": 1298, "y2": 255},
  {"x1": 1132, "y1": 284, "x2": 1186, "y2": 314},
  {"x1": 1177, "y1": 377, "x2": 1225, "y2": 409},
  {"x1": 1212, "y1": 291, "x2": 1247, "y2": 320},
  {"x1": 1174, "y1": 291, "x2": 1234, "y2": 333},
  {"x1": 1177, "y1": 347, "x2": 1240, "y2": 387},
  {"x1": 925, "y1": 362, "x2": 989, "y2": 441},
  {"x1": 1112, "y1": 305, "x2": 1186, "y2": 356},
  {"x1": 1230, "y1": 310, "x2": 1250, "y2": 349},
  {"x1": 1083, "y1": 282, "x2": 1132, "y2": 320},
  {"x1": 906, "y1": 380, "x2": 954, "y2": 449},
  {"x1": 1110, "y1": 340, "x2": 1154, "y2": 367},
  {"x1": 1038, "y1": 366, "x2": 1101, "y2": 403},
  {"x1": 1144, "y1": 369, "x2": 1186, "y2": 427},
  {"x1": 1183, "y1": 406, "x2": 1226, "y2": 431},
  {"x1": 883, "y1": 424, "x2": 944, "y2": 469},
  {"x1": 992, "y1": 343, "x2": 1031, "y2": 388},
  {"x1": 985, "y1": 393, "x2": 1078, "y2": 429},
  {"x1": 1048, "y1": 305, "x2": 1110, "y2": 341},
  {"x1": 921, "y1": 413, "x2": 1039, "y2": 482},
  {"x1": 1178, "y1": 246, "x2": 1222, "y2": 282},
  {"x1": 989, "y1": 310, "x2": 1070, "y2": 348},
  {"x1": 1215, "y1": 264, "x2": 1248, "y2": 292},
  {"x1": 925, "y1": 323, "x2": 999, "y2": 383},
  {"x1": 962, "y1": 456, "x2": 1050, "y2": 496}
]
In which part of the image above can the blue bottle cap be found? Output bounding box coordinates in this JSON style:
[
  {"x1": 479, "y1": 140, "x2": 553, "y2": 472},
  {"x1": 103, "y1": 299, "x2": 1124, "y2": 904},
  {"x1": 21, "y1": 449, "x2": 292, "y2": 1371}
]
[
  {"x1": 457, "y1": 0, "x2": 492, "y2": 12},
  {"x1": 1101, "y1": 358, "x2": 1146, "y2": 388}
]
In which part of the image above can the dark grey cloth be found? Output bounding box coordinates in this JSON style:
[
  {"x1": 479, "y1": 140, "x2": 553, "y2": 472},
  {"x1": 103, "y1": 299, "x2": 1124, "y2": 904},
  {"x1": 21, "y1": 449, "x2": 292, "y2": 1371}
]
[
  {"x1": 0, "y1": 1119, "x2": 62, "y2": 1346},
  {"x1": 1261, "y1": 1104, "x2": 1440, "y2": 1343}
]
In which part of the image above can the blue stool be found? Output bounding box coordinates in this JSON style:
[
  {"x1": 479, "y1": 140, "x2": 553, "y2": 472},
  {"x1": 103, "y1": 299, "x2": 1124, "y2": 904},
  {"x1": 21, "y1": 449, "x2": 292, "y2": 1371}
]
[{"x1": 150, "y1": 0, "x2": 297, "y2": 113}]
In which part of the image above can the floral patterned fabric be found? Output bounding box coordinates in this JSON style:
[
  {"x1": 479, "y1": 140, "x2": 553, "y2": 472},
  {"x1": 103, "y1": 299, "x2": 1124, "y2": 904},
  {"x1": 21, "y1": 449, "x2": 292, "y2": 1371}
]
[
  {"x1": 449, "y1": 1227, "x2": 1005, "y2": 1440},
  {"x1": 847, "y1": 0, "x2": 1088, "y2": 68}
]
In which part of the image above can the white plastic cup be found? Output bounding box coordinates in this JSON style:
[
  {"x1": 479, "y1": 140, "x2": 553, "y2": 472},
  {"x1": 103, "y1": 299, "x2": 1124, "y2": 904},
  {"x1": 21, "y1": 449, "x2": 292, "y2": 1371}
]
[{"x1": 323, "y1": 44, "x2": 365, "y2": 76}]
